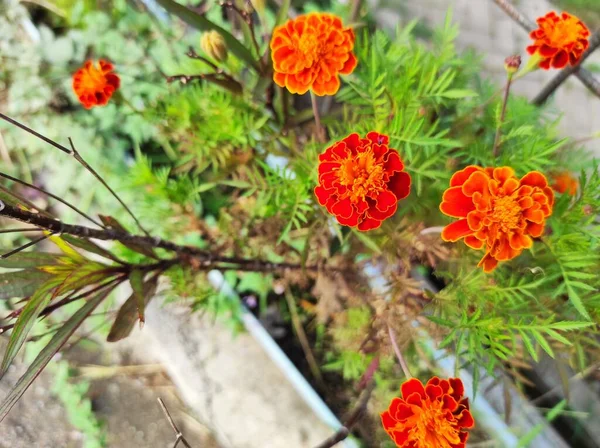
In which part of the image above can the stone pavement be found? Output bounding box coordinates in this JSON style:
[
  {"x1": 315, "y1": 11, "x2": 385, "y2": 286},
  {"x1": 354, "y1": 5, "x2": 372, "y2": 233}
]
[{"x1": 373, "y1": 0, "x2": 600, "y2": 148}]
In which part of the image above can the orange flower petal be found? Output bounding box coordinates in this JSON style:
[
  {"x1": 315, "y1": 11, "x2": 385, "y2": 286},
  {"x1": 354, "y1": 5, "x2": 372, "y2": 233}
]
[
  {"x1": 441, "y1": 166, "x2": 554, "y2": 273},
  {"x1": 381, "y1": 377, "x2": 474, "y2": 448},
  {"x1": 72, "y1": 59, "x2": 120, "y2": 109},
  {"x1": 271, "y1": 13, "x2": 356, "y2": 96},
  {"x1": 315, "y1": 132, "x2": 410, "y2": 231},
  {"x1": 441, "y1": 219, "x2": 473, "y2": 242}
]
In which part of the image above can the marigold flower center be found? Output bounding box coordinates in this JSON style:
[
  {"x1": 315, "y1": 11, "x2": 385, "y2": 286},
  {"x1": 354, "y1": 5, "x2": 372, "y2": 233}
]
[
  {"x1": 336, "y1": 150, "x2": 385, "y2": 202},
  {"x1": 298, "y1": 33, "x2": 321, "y2": 62},
  {"x1": 410, "y1": 399, "x2": 461, "y2": 448},
  {"x1": 546, "y1": 19, "x2": 579, "y2": 45},
  {"x1": 490, "y1": 195, "x2": 521, "y2": 232},
  {"x1": 79, "y1": 62, "x2": 110, "y2": 91}
]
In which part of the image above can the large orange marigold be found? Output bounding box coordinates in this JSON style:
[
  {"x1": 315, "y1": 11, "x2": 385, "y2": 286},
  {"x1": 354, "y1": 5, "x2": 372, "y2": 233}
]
[
  {"x1": 72, "y1": 60, "x2": 120, "y2": 109},
  {"x1": 381, "y1": 377, "x2": 474, "y2": 448},
  {"x1": 270, "y1": 12, "x2": 357, "y2": 96},
  {"x1": 527, "y1": 11, "x2": 590, "y2": 69},
  {"x1": 314, "y1": 132, "x2": 411, "y2": 231},
  {"x1": 440, "y1": 166, "x2": 554, "y2": 272}
]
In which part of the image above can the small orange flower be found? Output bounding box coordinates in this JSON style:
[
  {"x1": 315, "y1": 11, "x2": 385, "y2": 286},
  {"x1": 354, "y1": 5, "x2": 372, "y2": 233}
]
[
  {"x1": 527, "y1": 11, "x2": 590, "y2": 69},
  {"x1": 551, "y1": 171, "x2": 578, "y2": 196},
  {"x1": 440, "y1": 166, "x2": 554, "y2": 272},
  {"x1": 314, "y1": 132, "x2": 410, "y2": 231},
  {"x1": 270, "y1": 12, "x2": 357, "y2": 96},
  {"x1": 381, "y1": 377, "x2": 474, "y2": 448},
  {"x1": 72, "y1": 60, "x2": 120, "y2": 109}
]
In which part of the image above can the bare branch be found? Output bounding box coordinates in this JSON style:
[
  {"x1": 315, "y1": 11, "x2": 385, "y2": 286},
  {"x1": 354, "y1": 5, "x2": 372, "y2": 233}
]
[
  {"x1": 313, "y1": 382, "x2": 376, "y2": 448},
  {"x1": 158, "y1": 398, "x2": 193, "y2": 448},
  {"x1": 0, "y1": 171, "x2": 104, "y2": 228},
  {"x1": 0, "y1": 232, "x2": 55, "y2": 259}
]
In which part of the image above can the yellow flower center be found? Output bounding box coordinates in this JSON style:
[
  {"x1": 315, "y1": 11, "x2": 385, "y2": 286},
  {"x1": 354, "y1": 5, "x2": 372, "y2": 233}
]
[
  {"x1": 407, "y1": 399, "x2": 461, "y2": 448},
  {"x1": 336, "y1": 149, "x2": 385, "y2": 203},
  {"x1": 490, "y1": 195, "x2": 521, "y2": 232},
  {"x1": 298, "y1": 33, "x2": 320, "y2": 63},
  {"x1": 80, "y1": 62, "x2": 109, "y2": 91},
  {"x1": 544, "y1": 17, "x2": 582, "y2": 46}
]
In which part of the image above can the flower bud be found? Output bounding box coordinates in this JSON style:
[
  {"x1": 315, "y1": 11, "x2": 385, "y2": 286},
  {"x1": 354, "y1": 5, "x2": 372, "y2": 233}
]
[
  {"x1": 201, "y1": 31, "x2": 228, "y2": 63},
  {"x1": 504, "y1": 55, "x2": 522, "y2": 75}
]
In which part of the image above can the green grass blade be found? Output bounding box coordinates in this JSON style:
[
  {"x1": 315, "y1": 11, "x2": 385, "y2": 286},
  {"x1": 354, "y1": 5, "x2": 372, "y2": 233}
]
[{"x1": 0, "y1": 288, "x2": 111, "y2": 423}]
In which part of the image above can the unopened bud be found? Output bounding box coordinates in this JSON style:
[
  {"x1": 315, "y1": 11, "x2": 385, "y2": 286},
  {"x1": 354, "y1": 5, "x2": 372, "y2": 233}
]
[
  {"x1": 250, "y1": 0, "x2": 266, "y2": 14},
  {"x1": 582, "y1": 204, "x2": 593, "y2": 215},
  {"x1": 504, "y1": 55, "x2": 522, "y2": 75},
  {"x1": 201, "y1": 31, "x2": 228, "y2": 63}
]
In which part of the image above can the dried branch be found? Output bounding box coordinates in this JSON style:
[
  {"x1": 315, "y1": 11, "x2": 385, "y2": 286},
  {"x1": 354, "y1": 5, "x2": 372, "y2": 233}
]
[
  {"x1": 313, "y1": 382, "x2": 376, "y2": 448},
  {"x1": 388, "y1": 324, "x2": 412, "y2": 379},
  {"x1": 0, "y1": 232, "x2": 55, "y2": 259},
  {"x1": 158, "y1": 398, "x2": 193, "y2": 448},
  {"x1": 0, "y1": 201, "x2": 327, "y2": 273},
  {"x1": 0, "y1": 171, "x2": 104, "y2": 228}
]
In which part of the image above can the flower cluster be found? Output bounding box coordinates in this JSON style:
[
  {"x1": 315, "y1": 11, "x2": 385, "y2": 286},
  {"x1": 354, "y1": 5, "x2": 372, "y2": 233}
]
[
  {"x1": 381, "y1": 377, "x2": 474, "y2": 448},
  {"x1": 440, "y1": 166, "x2": 554, "y2": 272},
  {"x1": 314, "y1": 132, "x2": 411, "y2": 231},
  {"x1": 270, "y1": 12, "x2": 357, "y2": 96},
  {"x1": 527, "y1": 11, "x2": 590, "y2": 69},
  {"x1": 72, "y1": 60, "x2": 120, "y2": 109}
]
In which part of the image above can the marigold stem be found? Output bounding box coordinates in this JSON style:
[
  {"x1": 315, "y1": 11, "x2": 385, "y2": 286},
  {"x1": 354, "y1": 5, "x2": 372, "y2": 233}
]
[
  {"x1": 388, "y1": 324, "x2": 412, "y2": 379},
  {"x1": 492, "y1": 75, "x2": 513, "y2": 158},
  {"x1": 311, "y1": 92, "x2": 326, "y2": 142}
]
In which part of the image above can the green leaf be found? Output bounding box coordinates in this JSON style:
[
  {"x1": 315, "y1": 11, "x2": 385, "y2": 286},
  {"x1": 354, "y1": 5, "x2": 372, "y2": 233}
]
[
  {"x1": 544, "y1": 329, "x2": 572, "y2": 346},
  {"x1": 436, "y1": 89, "x2": 478, "y2": 99},
  {"x1": 129, "y1": 269, "x2": 146, "y2": 324},
  {"x1": 352, "y1": 229, "x2": 382, "y2": 254},
  {"x1": 107, "y1": 276, "x2": 158, "y2": 343},
  {"x1": 0, "y1": 288, "x2": 110, "y2": 423},
  {"x1": 0, "y1": 271, "x2": 53, "y2": 300},
  {"x1": 549, "y1": 321, "x2": 595, "y2": 331},
  {"x1": 518, "y1": 329, "x2": 538, "y2": 362},
  {"x1": 154, "y1": 0, "x2": 260, "y2": 72},
  {"x1": 274, "y1": 0, "x2": 291, "y2": 27},
  {"x1": 566, "y1": 284, "x2": 591, "y2": 320},
  {"x1": 1, "y1": 279, "x2": 60, "y2": 377},
  {"x1": 530, "y1": 329, "x2": 554, "y2": 358},
  {"x1": 61, "y1": 235, "x2": 124, "y2": 264},
  {"x1": 0, "y1": 252, "x2": 60, "y2": 269},
  {"x1": 517, "y1": 400, "x2": 567, "y2": 447}
]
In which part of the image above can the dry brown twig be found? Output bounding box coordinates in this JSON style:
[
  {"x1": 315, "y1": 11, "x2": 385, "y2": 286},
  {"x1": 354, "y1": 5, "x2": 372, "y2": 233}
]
[{"x1": 158, "y1": 398, "x2": 193, "y2": 448}]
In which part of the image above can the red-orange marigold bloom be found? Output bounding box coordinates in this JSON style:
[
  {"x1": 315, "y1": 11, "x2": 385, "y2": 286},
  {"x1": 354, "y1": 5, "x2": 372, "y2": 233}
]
[
  {"x1": 551, "y1": 171, "x2": 578, "y2": 196},
  {"x1": 270, "y1": 12, "x2": 357, "y2": 96},
  {"x1": 314, "y1": 132, "x2": 410, "y2": 231},
  {"x1": 72, "y1": 60, "x2": 120, "y2": 109},
  {"x1": 527, "y1": 11, "x2": 590, "y2": 70},
  {"x1": 440, "y1": 166, "x2": 554, "y2": 273},
  {"x1": 381, "y1": 377, "x2": 474, "y2": 448}
]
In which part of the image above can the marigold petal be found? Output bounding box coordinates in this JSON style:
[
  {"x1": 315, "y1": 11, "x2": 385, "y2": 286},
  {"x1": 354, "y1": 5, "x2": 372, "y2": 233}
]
[
  {"x1": 509, "y1": 232, "x2": 533, "y2": 250},
  {"x1": 552, "y1": 50, "x2": 569, "y2": 68},
  {"x1": 457, "y1": 409, "x2": 475, "y2": 429},
  {"x1": 384, "y1": 150, "x2": 404, "y2": 172},
  {"x1": 388, "y1": 172, "x2": 411, "y2": 200},
  {"x1": 441, "y1": 219, "x2": 473, "y2": 242},
  {"x1": 357, "y1": 216, "x2": 381, "y2": 231},
  {"x1": 462, "y1": 171, "x2": 490, "y2": 197},
  {"x1": 449, "y1": 378, "x2": 465, "y2": 401},
  {"x1": 450, "y1": 165, "x2": 484, "y2": 187},
  {"x1": 440, "y1": 187, "x2": 475, "y2": 218},
  {"x1": 380, "y1": 410, "x2": 396, "y2": 429},
  {"x1": 478, "y1": 252, "x2": 498, "y2": 273},
  {"x1": 526, "y1": 221, "x2": 545, "y2": 237},
  {"x1": 464, "y1": 235, "x2": 484, "y2": 249},
  {"x1": 401, "y1": 378, "x2": 426, "y2": 400},
  {"x1": 331, "y1": 198, "x2": 353, "y2": 219}
]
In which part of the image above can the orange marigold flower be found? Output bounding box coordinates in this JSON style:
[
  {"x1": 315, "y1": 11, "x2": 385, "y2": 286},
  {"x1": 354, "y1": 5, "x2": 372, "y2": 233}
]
[
  {"x1": 527, "y1": 11, "x2": 590, "y2": 69},
  {"x1": 551, "y1": 171, "x2": 578, "y2": 196},
  {"x1": 72, "y1": 60, "x2": 120, "y2": 109},
  {"x1": 440, "y1": 166, "x2": 554, "y2": 272},
  {"x1": 270, "y1": 12, "x2": 357, "y2": 96},
  {"x1": 314, "y1": 132, "x2": 410, "y2": 231},
  {"x1": 381, "y1": 377, "x2": 474, "y2": 448}
]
